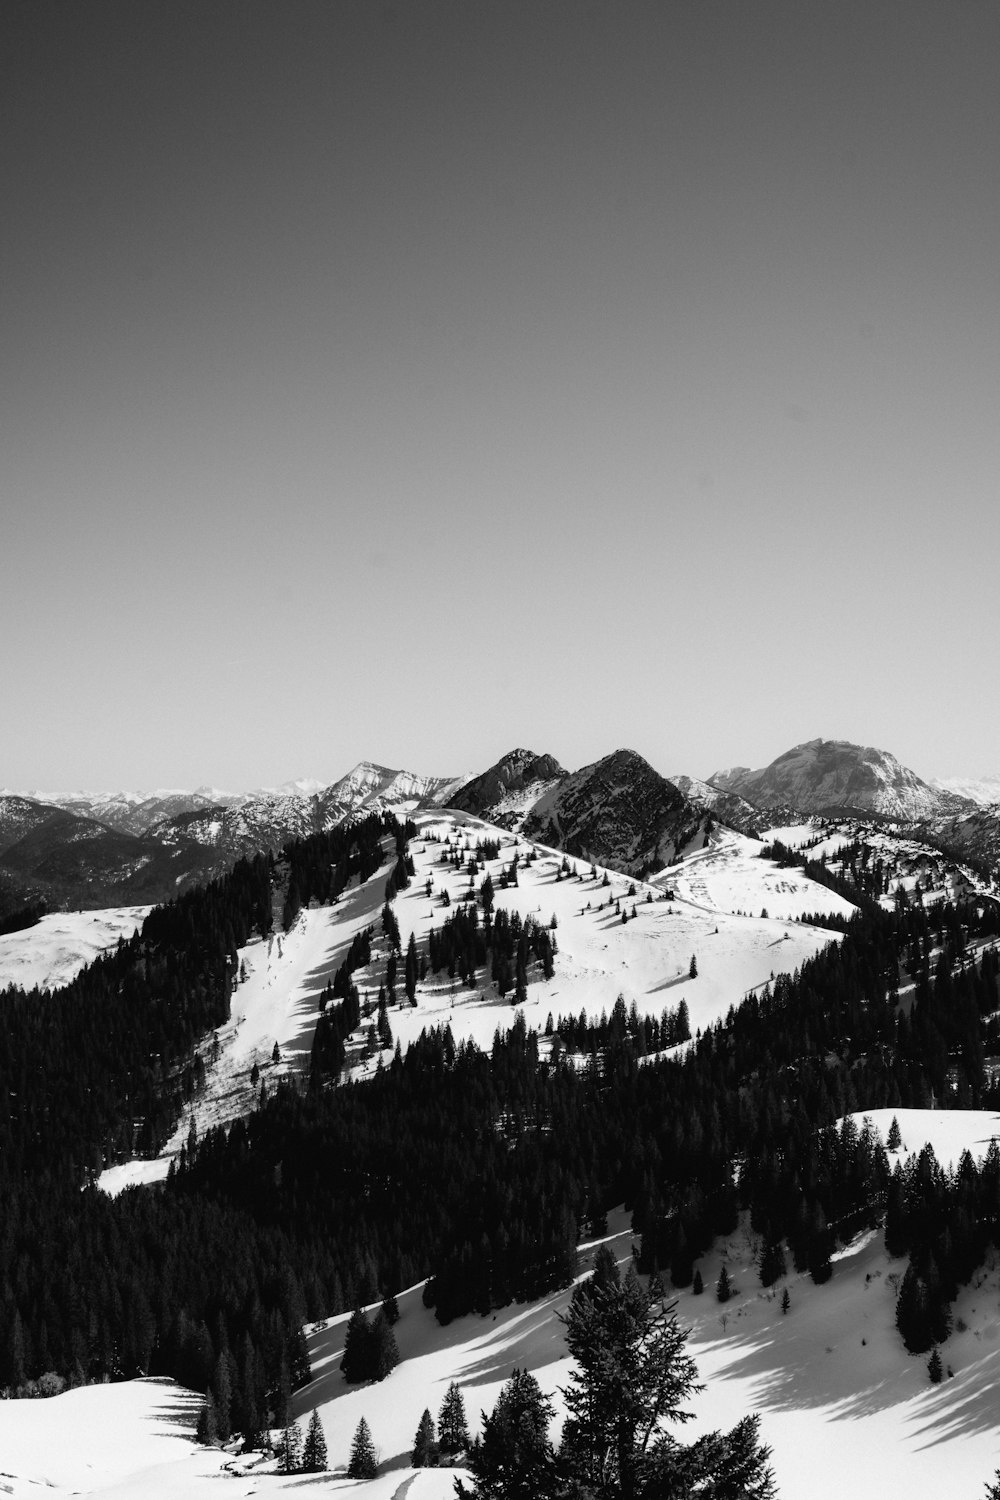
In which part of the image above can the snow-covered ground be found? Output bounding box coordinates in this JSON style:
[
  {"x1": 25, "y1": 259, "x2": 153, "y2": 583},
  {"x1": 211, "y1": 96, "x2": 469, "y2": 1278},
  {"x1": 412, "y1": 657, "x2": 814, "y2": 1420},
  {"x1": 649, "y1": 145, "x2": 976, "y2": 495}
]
[
  {"x1": 665, "y1": 826, "x2": 856, "y2": 926},
  {"x1": 99, "y1": 815, "x2": 849, "y2": 1193},
  {"x1": 0, "y1": 906, "x2": 151, "y2": 993},
  {"x1": 8, "y1": 1111, "x2": 1000, "y2": 1498},
  {"x1": 99, "y1": 860, "x2": 392, "y2": 1194}
]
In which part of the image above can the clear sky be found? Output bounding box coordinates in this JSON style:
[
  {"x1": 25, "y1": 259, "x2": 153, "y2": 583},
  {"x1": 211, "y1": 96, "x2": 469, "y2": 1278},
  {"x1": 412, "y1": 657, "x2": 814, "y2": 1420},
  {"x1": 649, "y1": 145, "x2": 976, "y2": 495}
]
[{"x1": 3, "y1": 1, "x2": 999, "y2": 792}]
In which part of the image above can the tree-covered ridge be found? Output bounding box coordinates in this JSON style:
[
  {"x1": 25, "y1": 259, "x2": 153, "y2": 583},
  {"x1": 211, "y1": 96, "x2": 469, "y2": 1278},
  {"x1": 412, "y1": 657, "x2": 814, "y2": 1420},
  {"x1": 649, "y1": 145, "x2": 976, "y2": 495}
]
[{"x1": 0, "y1": 851, "x2": 272, "y2": 1178}]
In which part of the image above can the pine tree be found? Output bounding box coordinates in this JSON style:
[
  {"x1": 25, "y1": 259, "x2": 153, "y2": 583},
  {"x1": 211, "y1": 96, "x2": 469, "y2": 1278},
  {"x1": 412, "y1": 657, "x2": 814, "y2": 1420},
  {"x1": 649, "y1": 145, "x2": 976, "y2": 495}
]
[
  {"x1": 927, "y1": 1347, "x2": 943, "y2": 1384},
  {"x1": 380, "y1": 1291, "x2": 400, "y2": 1326},
  {"x1": 692, "y1": 1268, "x2": 704, "y2": 1295},
  {"x1": 716, "y1": 1264, "x2": 732, "y2": 1303},
  {"x1": 196, "y1": 1388, "x2": 219, "y2": 1446},
  {"x1": 457, "y1": 1368, "x2": 555, "y2": 1500},
  {"x1": 340, "y1": 1307, "x2": 370, "y2": 1383},
  {"x1": 412, "y1": 1407, "x2": 439, "y2": 1467},
  {"x1": 301, "y1": 1408, "x2": 328, "y2": 1471},
  {"x1": 348, "y1": 1416, "x2": 378, "y2": 1479},
  {"x1": 689, "y1": 953, "x2": 698, "y2": 979},
  {"x1": 370, "y1": 1309, "x2": 400, "y2": 1380},
  {"x1": 781, "y1": 1288, "x2": 790, "y2": 1315},
  {"x1": 887, "y1": 1114, "x2": 902, "y2": 1151},
  {"x1": 439, "y1": 1380, "x2": 470, "y2": 1455},
  {"x1": 277, "y1": 1419, "x2": 303, "y2": 1473}
]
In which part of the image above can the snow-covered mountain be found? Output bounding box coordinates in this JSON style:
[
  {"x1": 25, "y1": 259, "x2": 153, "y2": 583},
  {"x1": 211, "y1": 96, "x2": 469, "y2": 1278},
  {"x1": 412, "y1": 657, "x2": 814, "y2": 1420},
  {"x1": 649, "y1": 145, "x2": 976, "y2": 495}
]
[
  {"x1": 709, "y1": 737, "x2": 974, "y2": 822},
  {"x1": 447, "y1": 747, "x2": 566, "y2": 825},
  {"x1": 668, "y1": 773, "x2": 768, "y2": 837},
  {"x1": 931, "y1": 773, "x2": 1000, "y2": 807}
]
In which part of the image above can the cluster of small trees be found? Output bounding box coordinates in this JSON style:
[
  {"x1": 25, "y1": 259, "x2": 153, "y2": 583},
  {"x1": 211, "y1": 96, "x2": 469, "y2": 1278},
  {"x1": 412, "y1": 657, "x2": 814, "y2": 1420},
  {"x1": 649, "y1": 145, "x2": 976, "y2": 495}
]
[
  {"x1": 276, "y1": 1408, "x2": 327, "y2": 1472},
  {"x1": 409, "y1": 1381, "x2": 470, "y2": 1467},
  {"x1": 340, "y1": 1302, "x2": 400, "y2": 1383},
  {"x1": 546, "y1": 993, "x2": 691, "y2": 1057}
]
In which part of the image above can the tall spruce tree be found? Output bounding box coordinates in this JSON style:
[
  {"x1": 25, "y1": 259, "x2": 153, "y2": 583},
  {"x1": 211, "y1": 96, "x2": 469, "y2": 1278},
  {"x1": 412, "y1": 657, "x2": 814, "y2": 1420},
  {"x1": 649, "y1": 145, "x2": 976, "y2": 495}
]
[
  {"x1": 348, "y1": 1416, "x2": 378, "y2": 1479},
  {"x1": 301, "y1": 1408, "x2": 327, "y2": 1472},
  {"x1": 412, "y1": 1407, "x2": 439, "y2": 1467},
  {"x1": 439, "y1": 1380, "x2": 470, "y2": 1454}
]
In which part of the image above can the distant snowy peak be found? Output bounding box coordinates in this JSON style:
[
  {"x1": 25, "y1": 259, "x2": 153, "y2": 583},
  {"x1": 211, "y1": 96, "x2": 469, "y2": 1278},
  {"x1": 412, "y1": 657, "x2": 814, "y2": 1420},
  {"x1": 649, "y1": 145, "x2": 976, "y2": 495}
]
[
  {"x1": 322, "y1": 761, "x2": 466, "y2": 814},
  {"x1": 931, "y1": 774, "x2": 1000, "y2": 808},
  {"x1": 708, "y1": 738, "x2": 976, "y2": 822},
  {"x1": 669, "y1": 775, "x2": 767, "y2": 837}
]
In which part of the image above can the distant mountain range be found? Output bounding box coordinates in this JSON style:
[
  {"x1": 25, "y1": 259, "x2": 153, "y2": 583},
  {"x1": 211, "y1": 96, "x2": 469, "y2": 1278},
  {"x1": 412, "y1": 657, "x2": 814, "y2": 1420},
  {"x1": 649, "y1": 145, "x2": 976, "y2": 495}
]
[{"x1": 2, "y1": 737, "x2": 997, "y2": 917}]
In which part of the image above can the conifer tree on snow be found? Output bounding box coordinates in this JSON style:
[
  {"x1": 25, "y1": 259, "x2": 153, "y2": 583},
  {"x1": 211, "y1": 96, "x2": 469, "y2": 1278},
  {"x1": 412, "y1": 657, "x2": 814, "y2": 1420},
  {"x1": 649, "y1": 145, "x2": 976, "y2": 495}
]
[
  {"x1": 340, "y1": 1308, "x2": 370, "y2": 1383},
  {"x1": 438, "y1": 1380, "x2": 469, "y2": 1454},
  {"x1": 348, "y1": 1416, "x2": 378, "y2": 1479},
  {"x1": 412, "y1": 1407, "x2": 439, "y2": 1467},
  {"x1": 302, "y1": 1408, "x2": 328, "y2": 1471},
  {"x1": 457, "y1": 1368, "x2": 554, "y2": 1500},
  {"x1": 196, "y1": 1388, "x2": 218, "y2": 1446},
  {"x1": 370, "y1": 1309, "x2": 400, "y2": 1380},
  {"x1": 887, "y1": 1114, "x2": 903, "y2": 1150},
  {"x1": 716, "y1": 1264, "x2": 732, "y2": 1303},
  {"x1": 457, "y1": 1255, "x2": 778, "y2": 1500},
  {"x1": 277, "y1": 1419, "x2": 303, "y2": 1473}
]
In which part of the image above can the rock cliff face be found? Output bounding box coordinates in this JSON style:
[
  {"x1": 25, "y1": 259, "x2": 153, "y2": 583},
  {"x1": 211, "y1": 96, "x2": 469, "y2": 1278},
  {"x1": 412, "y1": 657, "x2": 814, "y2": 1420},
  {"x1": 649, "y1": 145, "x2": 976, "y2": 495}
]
[
  {"x1": 521, "y1": 749, "x2": 706, "y2": 877},
  {"x1": 709, "y1": 738, "x2": 972, "y2": 822},
  {"x1": 447, "y1": 748, "x2": 566, "y2": 824}
]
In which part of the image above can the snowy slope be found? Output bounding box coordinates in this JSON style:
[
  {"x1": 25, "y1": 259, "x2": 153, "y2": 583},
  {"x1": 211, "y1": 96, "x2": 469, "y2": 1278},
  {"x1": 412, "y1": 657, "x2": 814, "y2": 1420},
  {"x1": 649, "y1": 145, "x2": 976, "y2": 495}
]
[
  {"x1": 99, "y1": 813, "x2": 848, "y2": 1191},
  {"x1": 0, "y1": 906, "x2": 151, "y2": 992},
  {"x1": 932, "y1": 775, "x2": 1000, "y2": 808},
  {"x1": 9, "y1": 1107, "x2": 1000, "y2": 1500}
]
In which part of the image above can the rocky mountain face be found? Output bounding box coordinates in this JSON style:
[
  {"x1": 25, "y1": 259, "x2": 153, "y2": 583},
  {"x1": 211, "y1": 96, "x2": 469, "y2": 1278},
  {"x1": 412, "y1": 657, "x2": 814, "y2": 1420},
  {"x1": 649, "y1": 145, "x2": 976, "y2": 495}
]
[
  {"x1": 0, "y1": 761, "x2": 471, "y2": 918},
  {"x1": 668, "y1": 774, "x2": 768, "y2": 838},
  {"x1": 709, "y1": 738, "x2": 973, "y2": 822},
  {"x1": 521, "y1": 749, "x2": 706, "y2": 878},
  {"x1": 447, "y1": 748, "x2": 566, "y2": 825}
]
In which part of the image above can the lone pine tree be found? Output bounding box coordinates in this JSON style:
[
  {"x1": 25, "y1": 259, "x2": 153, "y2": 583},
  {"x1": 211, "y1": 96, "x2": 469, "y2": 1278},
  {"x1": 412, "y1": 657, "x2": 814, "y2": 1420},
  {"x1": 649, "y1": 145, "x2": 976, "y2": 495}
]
[
  {"x1": 348, "y1": 1416, "x2": 378, "y2": 1479},
  {"x1": 438, "y1": 1380, "x2": 470, "y2": 1454},
  {"x1": 412, "y1": 1407, "x2": 439, "y2": 1467},
  {"x1": 301, "y1": 1408, "x2": 327, "y2": 1472}
]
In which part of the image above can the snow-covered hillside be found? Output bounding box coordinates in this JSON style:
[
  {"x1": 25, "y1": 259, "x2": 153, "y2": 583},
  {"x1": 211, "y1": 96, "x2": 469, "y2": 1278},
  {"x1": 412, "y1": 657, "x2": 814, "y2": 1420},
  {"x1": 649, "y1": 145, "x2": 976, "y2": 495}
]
[
  {"x1": 99, "y1": 813, "x2": 849, "y2": 1192},
  {"x1": 932, "y1": 775, "x2": 1000, "y2": 808},
  {"x1": 9, "y1": 1112, "x2": 1000, "y2": 1498},
  {"x1": 0, "y1": 905, "x2": 151, "y2": 992}
]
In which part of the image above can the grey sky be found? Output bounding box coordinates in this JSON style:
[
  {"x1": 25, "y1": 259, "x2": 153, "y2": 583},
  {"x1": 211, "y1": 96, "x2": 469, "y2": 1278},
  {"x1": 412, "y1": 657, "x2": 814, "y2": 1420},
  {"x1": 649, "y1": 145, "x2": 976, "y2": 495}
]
[{"x1": 3, "y1": 1, "x2": 998, "y2": 790}]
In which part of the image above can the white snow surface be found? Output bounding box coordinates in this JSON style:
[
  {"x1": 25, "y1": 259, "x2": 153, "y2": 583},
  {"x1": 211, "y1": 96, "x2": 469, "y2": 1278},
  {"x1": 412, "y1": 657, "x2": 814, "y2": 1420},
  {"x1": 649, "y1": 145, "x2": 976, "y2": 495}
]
[
  {"x1": 662, "y1": 827, "x2": 857, "y2": 926},
  {"x1": 8, "y1": 1126, "x2": 1000, "y2": 1498},
  {"x1": 0, "y1": 906, "x2": 151, "y2": 993},
  {"x1": 932, "y1": 774, "x2": 1000, "y2": 807}
]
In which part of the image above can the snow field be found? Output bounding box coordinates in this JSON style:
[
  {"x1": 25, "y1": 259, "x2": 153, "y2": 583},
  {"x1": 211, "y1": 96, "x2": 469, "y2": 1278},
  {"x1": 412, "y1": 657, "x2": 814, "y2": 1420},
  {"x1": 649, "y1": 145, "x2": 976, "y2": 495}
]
[
  {"x1": 0, "y1": 906, "x2": 151, "y2": 994},
  {"x1": 342, "y1": 813, "x2": 848, "y2": 1073}
]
